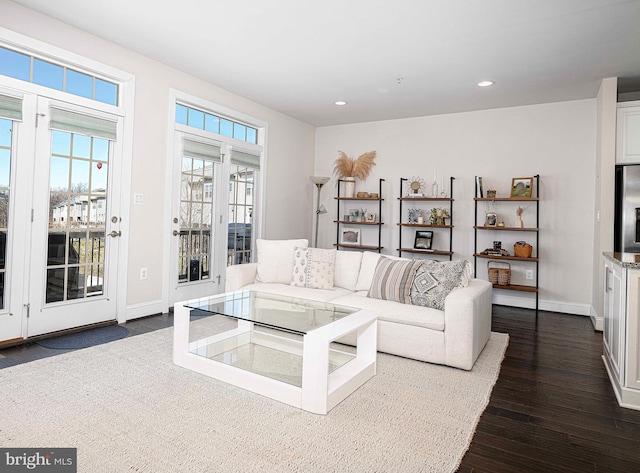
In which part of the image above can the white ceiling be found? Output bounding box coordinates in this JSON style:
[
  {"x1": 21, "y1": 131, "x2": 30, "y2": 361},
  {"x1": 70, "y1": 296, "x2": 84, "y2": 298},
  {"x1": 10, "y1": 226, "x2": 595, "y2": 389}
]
[{"x1": 11, "y1": 0, "x2": 640, "y2": 126}]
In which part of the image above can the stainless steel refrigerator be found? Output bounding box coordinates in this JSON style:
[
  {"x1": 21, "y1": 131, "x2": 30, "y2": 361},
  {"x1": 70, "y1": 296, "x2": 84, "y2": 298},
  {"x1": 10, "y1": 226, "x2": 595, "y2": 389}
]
[{"x1": 615, "y1": 164, "x2": 640, "y2": 253}]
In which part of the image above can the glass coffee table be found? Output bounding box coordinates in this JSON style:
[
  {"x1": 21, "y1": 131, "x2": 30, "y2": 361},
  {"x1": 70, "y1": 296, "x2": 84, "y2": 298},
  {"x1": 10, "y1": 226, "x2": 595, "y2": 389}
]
[{"x1": 173, "y1": 290, "x2": 377, "y2": 414}]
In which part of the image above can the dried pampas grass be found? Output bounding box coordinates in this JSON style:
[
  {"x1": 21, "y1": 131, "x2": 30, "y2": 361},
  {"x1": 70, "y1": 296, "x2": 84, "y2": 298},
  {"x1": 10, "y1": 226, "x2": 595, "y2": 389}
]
[{"x1": 333, "y1": 150, "x2": 376, "y2": 180}]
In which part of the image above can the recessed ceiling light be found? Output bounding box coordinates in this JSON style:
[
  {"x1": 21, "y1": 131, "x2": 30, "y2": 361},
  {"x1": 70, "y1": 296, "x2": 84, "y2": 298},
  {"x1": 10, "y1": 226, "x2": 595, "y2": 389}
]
[
  {"x1": 334, "y1": 100, "x2": 348, "y2": 106},
  {"x1": 478, "y1": 81, "x2": 495, "y2": 87}
]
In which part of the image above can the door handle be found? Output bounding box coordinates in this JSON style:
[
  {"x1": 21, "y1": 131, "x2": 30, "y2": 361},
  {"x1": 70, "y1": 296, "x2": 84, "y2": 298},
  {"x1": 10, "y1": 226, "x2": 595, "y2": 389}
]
[
  {"x1": 173, "y1": 230, "x2": 179, "y2": 236},
  {"x1": 110, "y1": 230, "x2": 121, "y2": 238}
]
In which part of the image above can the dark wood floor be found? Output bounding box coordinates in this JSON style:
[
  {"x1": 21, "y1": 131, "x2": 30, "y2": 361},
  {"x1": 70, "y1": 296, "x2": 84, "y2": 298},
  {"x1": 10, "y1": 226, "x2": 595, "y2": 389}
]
[
  {"x1": 459, "y1": 305, "x2": 640, "y2": 473},
  {"x1": 1, "y1": 306, "x2": 639, "y2": 472}
]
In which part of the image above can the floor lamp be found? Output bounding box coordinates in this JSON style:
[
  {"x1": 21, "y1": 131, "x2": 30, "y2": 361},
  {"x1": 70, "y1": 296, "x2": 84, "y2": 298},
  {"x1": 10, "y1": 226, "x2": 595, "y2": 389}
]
[{"x1": 310, "y1": 176, "x2": 330, "y2": 247}]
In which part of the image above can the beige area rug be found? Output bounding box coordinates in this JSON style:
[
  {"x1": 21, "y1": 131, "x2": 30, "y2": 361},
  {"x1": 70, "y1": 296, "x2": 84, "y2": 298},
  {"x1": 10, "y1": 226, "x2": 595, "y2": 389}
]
[{"x1": 0, "y1": 328, "x2": 508, "y2": 472}]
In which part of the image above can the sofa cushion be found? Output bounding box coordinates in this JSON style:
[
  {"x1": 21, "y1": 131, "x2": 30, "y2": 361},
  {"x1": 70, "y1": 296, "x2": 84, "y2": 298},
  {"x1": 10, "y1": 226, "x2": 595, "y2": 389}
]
[
  {"x1": 255, "y1": 239, "x2": 308, "y2": 284},
  {"x1": 291, "y1": 247, "x2": 336, "y2": 289},
  {"x1": 410, "y1": 259, "x2": 469, "y2": 310},
  {"x1": 241, "y1": 282, "x2": 352, "y2": 303},
  {"x1": 334, "y1": 251, "x2": 363, "y2": 291},
  {"x1": 368, "y1": 257, "x2": 422, "y2": 304},
  {"x1": 332, "y1": 292, "x2": 445, "y2": 331},
  {"x1": 355, "y1": 252, "x2": 406, "y2": 291}
]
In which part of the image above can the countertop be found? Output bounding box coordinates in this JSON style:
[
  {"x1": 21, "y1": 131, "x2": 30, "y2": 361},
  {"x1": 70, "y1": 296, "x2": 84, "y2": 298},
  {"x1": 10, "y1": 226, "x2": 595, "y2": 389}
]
[{"x1": 604, "y1": 251, "x2": 640, "y2": 269}]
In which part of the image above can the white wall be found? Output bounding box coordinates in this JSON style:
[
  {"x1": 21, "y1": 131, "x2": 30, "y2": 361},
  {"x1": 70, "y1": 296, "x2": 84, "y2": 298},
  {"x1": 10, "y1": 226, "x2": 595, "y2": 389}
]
[
  {"x1": 1, "y1": 1, "x2": 316, "y2": 313},
  {"x1": 592, "y1": 78, "x2": 618, "y2": 329},
  {"x1": 315, "y1": 100, "x2": 597, "y2": 314}
]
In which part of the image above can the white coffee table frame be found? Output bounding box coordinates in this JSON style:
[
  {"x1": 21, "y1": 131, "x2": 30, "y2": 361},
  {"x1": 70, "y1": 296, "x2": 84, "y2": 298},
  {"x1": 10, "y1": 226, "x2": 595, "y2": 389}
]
[{"x1": 173, "y1": 292, "x2": 377, "y2": 415}]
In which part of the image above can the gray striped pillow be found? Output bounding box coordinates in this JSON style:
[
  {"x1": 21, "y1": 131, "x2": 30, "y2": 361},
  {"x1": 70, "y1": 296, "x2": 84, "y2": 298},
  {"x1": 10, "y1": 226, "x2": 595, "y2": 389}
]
[{"x1": 368, "y1": 257, "x2": 422, "y2": 304}]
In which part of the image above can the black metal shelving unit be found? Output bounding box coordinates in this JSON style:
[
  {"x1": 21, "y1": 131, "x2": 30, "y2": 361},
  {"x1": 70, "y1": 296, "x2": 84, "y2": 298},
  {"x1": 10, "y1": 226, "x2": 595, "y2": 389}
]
[{"x1": 334, "y1": 178, "x2": 385, "y2": 252}]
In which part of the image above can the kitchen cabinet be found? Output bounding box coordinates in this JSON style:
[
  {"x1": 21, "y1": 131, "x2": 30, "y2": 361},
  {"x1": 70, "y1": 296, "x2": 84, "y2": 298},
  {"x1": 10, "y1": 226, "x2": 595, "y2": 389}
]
[
  {"x1": 602, "y1": 253, "x2": 640, "y2": 410},
  {"x1": 616, "y1": 101, "x2": 640, "y2": 164}
]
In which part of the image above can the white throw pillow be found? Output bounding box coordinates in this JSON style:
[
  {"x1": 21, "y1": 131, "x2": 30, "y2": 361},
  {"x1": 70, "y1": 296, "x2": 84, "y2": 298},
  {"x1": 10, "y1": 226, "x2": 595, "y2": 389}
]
[
  {"x1": 334, "y1": 251, "x2": 363, "y2": 291},
  {"x1": 291, "y1": 247, "x2": 336, "y2": 289},
  {"x1": 355, "y1": 252, "x2": 406, "y2": 291},
  {"x1": 255, "y1": 239, "x2": 309, "y2": 284}
]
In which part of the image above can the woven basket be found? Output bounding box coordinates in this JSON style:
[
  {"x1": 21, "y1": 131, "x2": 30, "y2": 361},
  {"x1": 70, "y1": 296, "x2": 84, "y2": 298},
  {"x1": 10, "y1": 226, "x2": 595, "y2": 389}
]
[
  {"x1": 514, "y1": 241, "x2": 533, "y2": 258},
  {"x1": 488, "y1": 261, "x2": 511, "y2": 286}
]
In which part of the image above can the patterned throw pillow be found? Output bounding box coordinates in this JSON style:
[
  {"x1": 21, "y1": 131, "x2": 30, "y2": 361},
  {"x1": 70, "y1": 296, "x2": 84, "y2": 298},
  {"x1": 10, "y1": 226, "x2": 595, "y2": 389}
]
[
  {"x1": 291, "y1": 247, "x2": 336, "y2": 289},
  {"x1": 410, "y1": 259, "x2": 470, "y2": 310},
  {"x1": 368, "y1": 257, "x2": 422, "y2": 304}
]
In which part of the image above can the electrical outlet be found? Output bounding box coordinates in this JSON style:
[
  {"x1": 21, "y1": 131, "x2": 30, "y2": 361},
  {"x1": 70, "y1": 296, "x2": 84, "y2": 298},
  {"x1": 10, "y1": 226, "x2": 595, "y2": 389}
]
[
  {"x1": 525, "y1": 270, "x2": 534, "y2": 280},
  {"x1": 140, "y1": 267, "x2": 148, "y2": 280}
]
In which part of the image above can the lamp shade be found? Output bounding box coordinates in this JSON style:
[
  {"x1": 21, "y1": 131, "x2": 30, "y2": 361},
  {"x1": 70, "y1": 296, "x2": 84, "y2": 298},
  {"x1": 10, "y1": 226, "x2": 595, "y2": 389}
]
[{"x1": 310, "y1": 176, "x2": 330, "y2": 186}]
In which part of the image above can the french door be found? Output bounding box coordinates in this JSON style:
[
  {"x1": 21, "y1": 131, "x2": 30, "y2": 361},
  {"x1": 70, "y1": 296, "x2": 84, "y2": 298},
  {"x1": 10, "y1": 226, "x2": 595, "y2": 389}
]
[
  {"x1": 0, "y1": 92, "x2": 123, "y2": 341},
  {"x1": 168, "y1": 132, "x2": 222, "y2": 305}
]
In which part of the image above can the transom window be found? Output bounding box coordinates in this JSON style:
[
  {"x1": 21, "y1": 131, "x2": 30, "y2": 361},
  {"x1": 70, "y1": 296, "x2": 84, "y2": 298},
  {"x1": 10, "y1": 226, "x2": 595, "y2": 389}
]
[
  {"x1": 0, "y1": 46, "x2": 118, "y2": 106},
  {"x1": 175, "y1": 103, "x2": 257, "y2": 144}
]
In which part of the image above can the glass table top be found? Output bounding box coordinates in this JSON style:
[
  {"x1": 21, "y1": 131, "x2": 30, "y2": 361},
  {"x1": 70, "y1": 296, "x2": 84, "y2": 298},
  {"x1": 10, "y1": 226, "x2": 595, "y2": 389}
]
[{"x1": 184, "y1": 290, "x2": 358, "y2": 335}]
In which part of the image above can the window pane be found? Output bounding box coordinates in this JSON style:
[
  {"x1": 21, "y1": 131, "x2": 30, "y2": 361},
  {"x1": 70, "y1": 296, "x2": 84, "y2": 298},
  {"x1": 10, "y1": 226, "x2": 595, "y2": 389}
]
[
  {"x1": 176, "y1": 104, "x2": 188, "y2": 125},
  {"x1": 91, "y1": 162, "x2": 108, "y2": 193},
  {"x1": 246, "y1": 127, "x2": 257, "y2": 144},
  {"x1": 233, "y1": 123, "x2": 247, "y2": 141},
  {"x1": 0, "y1": 119, "x2": 11, "y2": 148},
  {"x1": 93, "y1": 138, "x2": 109, "y2": 162},
  {"x1": 220, "y1": 118, "x2": 233, "y2": 137},
  {"x1": 66, "y1": 69, "x2": 93, "y2": 99},
  {"x1": 52, "y1": 131, "x2": 71, "y2": 156},
  {"x1": 204, "y1": 114, "x2": 219, "y2": 133},
  {"x1": 50, "y1": 156, "x2": 70, "y2": 192},
  {"x1": 0, "y1": 149, "x2": 9, "y2": 188},
  {"x1": 0, "y1": 47, "x2": 30, "y2": 82},
  {"x1": 95, "y1": 78, "x2": 118, "y2": 106},
  {"x1": 72, "y1": 134, "x2": 91, "y2": 159},
  {"x1": 71, "y1": 159, "x2": 90, "y2": 192},
  {"x1": 33, "y1": 58, "x2": 64, "y2": 90},
  {"x1": 187, "y1": 108, "x2": 204, "y2": 129}
]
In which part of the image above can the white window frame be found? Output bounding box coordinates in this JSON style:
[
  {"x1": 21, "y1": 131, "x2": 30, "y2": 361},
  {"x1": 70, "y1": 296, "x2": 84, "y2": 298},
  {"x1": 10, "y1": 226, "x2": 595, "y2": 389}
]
[
  {"x1": 0, "y1": 26, "x2": 136, "y2": 325},
  {"x1": 164, "y1": 89, "x2": 267, "y2": 307}
]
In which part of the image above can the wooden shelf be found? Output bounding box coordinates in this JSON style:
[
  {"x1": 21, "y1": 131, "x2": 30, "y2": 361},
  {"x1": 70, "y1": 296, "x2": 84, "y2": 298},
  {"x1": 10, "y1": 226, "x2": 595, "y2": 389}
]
[
  {"x1": 474, "y1": 197, "x2": 538, "y2": 201},
  {"x1": 397, "y1": 248, "x2": 452, "y2": 256},
  {"x1": 474, "y1": 253, "x2": 538, "y2": 262},
  {"x1": 398, "y1": 223, "x2": 453, "y2": 229},
  {"x1": 398, "y1": 197, "x2": 454, "y2": 202},
  {"x1": 335, "y1": 197, "x2": 384, "y2": 201},
  {"x1": 334, "y1": 243, "x2": 383, "y2": 251},
  {"x1": 474, "y1": 225, "x2": 539, "y2": 232},
  {"x1": 335, "y1": 220, "x2": 383, "y2": 225},
  {"x1": 473, "y1": 174, "x2": 540, "y2": 313},
  {"x1": 491, "y1": 283, "x2": 538, "y2": 293}
]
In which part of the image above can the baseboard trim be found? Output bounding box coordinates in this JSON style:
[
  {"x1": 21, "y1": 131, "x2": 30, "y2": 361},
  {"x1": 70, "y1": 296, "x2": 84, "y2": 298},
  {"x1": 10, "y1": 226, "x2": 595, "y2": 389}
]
[
  {"x1": 590, "y1": 305, "x2": 604, "y2": 331},
  {"x1": 492, "y1": 293, "x2": 591, "y2": 316},
  {"x1": 124, "y1": 299, "x2": 166, "y2": 322}
]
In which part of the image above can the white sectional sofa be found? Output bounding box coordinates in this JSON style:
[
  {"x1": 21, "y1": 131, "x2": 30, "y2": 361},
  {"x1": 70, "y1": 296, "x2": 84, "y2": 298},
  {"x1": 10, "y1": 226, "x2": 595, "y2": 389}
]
[{"x1": 225, "y1": 239, "x2": 493, "y2": 370}]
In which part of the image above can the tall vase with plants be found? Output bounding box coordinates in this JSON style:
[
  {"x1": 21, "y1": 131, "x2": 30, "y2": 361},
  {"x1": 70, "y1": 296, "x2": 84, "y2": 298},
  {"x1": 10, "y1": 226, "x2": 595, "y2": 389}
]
[{"x1": 333, "y1": 150, "x2": 376, "y2": 198}]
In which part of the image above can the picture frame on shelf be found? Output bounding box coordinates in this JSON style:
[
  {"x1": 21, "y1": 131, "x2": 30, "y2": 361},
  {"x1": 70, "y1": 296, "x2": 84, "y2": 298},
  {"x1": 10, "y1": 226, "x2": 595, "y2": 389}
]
[
  {"x1": 348, "y1": 208, "x2": 362, "y2": 222},
  {"x1": 414, "y1": 230, "x2": 433, "y2": 250},
  {"x1": 340, "y1": 228, "x2": 361, "y2": 245},
  {"x1": 510, "y1": 177, "x2": 533, "y2": 198},
  {"x1": 407, "y1": 208, "x2": 421, "y2": 223},
  {"x1": 365, "y1": 212, "x2": 376, "y2": 223},
  {"x1": 485, "y1": 212, "x2": 497, "y2": 227}
]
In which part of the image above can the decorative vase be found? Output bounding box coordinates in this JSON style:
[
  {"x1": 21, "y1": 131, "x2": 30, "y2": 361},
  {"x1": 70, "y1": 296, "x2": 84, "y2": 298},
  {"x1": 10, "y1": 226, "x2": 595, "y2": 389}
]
[
  {"x1": 344, "y1": 177, "x2": 355, "y2": 198},
  {"x1": 431, "y1": 180, "x2": 439, "y2": 198},
  {"x1": 515, "y1": 217, "x2": 523, "y2": 228}
]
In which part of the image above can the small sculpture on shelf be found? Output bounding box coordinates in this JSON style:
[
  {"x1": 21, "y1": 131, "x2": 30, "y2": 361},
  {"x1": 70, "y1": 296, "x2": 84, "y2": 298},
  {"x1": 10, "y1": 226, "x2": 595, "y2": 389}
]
[
  {"x1": 429, "y1": 207, "x2": 450, "y2": 225},
  {"x1": 515, "y1": 206, "x2": 524, "y2": 228}
]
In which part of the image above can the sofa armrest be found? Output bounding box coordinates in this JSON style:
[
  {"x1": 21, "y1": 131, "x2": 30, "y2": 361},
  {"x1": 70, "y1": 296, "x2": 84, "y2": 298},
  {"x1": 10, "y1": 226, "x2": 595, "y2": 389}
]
[
  {"x1": 225, "y1": 263, "x2": 258, "y2": 292},
  {"x1": 443, "y1": 279, "x2": 493, "y2": 370}
]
